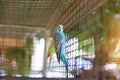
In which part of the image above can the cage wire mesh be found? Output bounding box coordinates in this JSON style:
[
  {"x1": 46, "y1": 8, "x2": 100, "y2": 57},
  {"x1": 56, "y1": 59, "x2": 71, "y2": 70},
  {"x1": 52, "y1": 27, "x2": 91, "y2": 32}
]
[
  {"x1": 49, "y1": 2, "x2": 93, "y2": 79},
  {"x1": 48, "y1": 0, "x2": 119, "y2": 80},
  {"x1": 64, "y1": 11, "x2": 97, "y2": 79},
  {"x1": 0, "y1": 0, "x2": 120, "y2": 80},
  {"x1": 48, "y1": 0, "x2": 102, "y2": 79}
]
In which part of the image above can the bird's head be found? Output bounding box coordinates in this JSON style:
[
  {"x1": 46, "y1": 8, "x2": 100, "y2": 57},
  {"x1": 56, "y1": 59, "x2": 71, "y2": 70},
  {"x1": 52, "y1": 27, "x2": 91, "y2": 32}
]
[
  {"x1": 55, "y1": 24, "x2": 64, "y2": 32},
  {"x1": 58, "y1": 24, "x2": 64, "y2": 32}
]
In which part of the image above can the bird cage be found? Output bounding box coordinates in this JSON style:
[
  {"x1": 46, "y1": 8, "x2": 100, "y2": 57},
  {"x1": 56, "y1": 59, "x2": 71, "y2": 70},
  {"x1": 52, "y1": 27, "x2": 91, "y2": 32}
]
[{"x1": 0, "y1": 0, "x2": 119, "y2": 80}]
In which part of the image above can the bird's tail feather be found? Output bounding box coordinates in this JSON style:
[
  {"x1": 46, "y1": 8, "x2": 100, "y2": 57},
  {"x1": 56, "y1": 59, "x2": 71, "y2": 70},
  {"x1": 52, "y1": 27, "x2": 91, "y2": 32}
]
[
  {"x1": 60, "y1": 55, "x2": 68, "y2": 78},
  {"x1": 65, "y1": 64, "x2": 68, "y2": 78}
]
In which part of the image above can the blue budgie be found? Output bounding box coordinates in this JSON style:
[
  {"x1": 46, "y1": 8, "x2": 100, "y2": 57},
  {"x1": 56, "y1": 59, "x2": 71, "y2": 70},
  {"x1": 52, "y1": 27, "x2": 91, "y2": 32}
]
[{"x1": 53, "y1": 24, "x2": 68, "y2": 78}]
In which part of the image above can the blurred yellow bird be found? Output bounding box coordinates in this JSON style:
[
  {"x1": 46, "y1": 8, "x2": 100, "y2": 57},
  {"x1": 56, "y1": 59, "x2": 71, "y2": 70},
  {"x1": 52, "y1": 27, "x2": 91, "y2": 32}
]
[{"x1": 47, "y1": 39, "x2": 55, "y2": 68}]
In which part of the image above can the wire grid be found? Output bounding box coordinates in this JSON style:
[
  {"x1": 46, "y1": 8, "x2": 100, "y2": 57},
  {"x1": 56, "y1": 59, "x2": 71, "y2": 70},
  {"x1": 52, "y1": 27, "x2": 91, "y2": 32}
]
[
  {"x1": 0, "y1": 0, "x2": 119, "y2": 79},
  {"x1": 48, "y1": 6, "x2": 100, "y2": 80},
  {"x1": 49, "y1": 0, "x2": 119, "y2": 79},
  {"x1": 65, "y1": 12, "x2": 98, "y2": 78},
  {"x1": 48, "y1": 0, "x2": 120, "y2": 79},
  {"x1": 48, "y1": 0, "x2": 104, "y2": 79},
  {"x1": 55, "y1": 0, "x2": 108, "y2": 28},
  {"x1": 48, "y1": 12, "x2": 98, "y2": 79},
  {"x1": 0, "y1": 0, "x2": 59, "y2": 27}
]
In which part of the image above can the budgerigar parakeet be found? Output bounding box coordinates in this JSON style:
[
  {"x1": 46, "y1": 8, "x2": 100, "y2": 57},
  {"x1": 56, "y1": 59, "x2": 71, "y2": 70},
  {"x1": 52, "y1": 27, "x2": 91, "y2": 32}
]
[{"x1": 53, "y1": 24, "x2": 68, "y2": 78}]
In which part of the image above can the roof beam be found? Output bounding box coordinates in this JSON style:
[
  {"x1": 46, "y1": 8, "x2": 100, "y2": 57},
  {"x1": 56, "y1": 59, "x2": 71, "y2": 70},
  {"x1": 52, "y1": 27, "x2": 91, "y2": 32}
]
[{"x1": 0, "y1": 24, "x2": 46, "y2": 31}]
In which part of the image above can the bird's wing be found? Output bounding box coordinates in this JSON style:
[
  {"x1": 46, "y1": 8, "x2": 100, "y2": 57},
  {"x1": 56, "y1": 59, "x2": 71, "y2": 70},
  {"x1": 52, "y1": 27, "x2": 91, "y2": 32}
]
[{"x1": 53, "y1": 33, "x2": 63, "y2": 62}]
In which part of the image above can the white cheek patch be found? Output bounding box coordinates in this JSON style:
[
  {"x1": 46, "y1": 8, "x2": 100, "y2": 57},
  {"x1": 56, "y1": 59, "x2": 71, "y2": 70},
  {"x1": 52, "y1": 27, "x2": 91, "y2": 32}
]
[{"x1": 59, "y1": 24, "x2": 64, "y2": 32}]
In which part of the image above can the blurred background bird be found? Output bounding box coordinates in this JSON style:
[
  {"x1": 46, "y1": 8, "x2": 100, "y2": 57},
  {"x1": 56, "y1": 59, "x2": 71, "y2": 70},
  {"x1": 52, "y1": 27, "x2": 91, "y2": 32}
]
[
  {"x1": 53, "y1": 24, "x2": 68, "y2": 78},
  {"x1": 47, "y1": 39, "x2": 55, "y2": 68}
]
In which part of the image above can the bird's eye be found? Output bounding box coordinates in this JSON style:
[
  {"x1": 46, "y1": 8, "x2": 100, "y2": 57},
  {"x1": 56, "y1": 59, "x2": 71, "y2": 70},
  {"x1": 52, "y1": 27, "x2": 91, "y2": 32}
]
[{"x1": 59, "y1": 29, "x2": 61, "y2": 31}]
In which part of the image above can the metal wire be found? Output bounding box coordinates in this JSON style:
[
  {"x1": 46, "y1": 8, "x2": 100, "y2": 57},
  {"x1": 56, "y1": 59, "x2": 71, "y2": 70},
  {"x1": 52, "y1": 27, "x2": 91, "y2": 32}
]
[
  {"x1": 49, "y1": 0, "x2": 118, "y2": 80},
  {"x1": 0, "y1": 0, "x2": 119, "y2": 80},
  {"x1": 0, "y1": 0, "x2": 60, "y2": 28}
]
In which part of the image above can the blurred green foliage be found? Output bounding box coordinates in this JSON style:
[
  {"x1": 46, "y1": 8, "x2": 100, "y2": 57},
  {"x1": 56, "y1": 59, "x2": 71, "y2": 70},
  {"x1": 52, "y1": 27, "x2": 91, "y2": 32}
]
[{"x1": 4, "y1": 37, "x2": 33, "y2": 76}]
